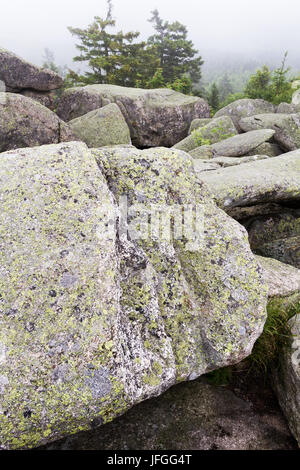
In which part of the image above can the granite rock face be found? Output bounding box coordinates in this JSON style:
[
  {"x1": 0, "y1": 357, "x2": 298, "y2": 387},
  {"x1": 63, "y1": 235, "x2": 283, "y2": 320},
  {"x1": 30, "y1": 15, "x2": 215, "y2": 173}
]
[
  {"x1": 200, "y1": 150, "x2": 300, "y2": 209},
  {"x1": 214, "y1": 99, "x2": 275, "y2": 131},
  {"x1": 239, "y1": 113, "x2": 300, "y2": 151},
  {"x1": 69, "y1": 103, "x2": 131, "y2": 148},
  {"x1": 0, "y1": 93, "x2": 75, "y2": 151},
  {"x1": 56, "y1": 84, "x2": 210, "y2": 147},
  {"x1": 272, "y1": 314, "x2": 300, "y2": 445},
  {"x1": 210, "y1": 129, "x2": 275, "y2": 157},
  {"x1": 173, "y1": 116, "x2": 237, "y2": 153},
  {"x1": 0, "y1": 142, "x2": 268, "y2": 449},
  {"x1": 0, "y1": 48, "x2": 62, "y2": 91}
]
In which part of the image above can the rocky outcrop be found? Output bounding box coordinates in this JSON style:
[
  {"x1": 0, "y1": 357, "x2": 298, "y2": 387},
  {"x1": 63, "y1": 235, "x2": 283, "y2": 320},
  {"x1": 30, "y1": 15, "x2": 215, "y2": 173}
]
[
  {"x1": 69, "y1": 103, "x2": 131, "y2": 148},
  {"x1": 188, "y1": 118, "x2": 211, "y2": 134},
  {"x1": 0, "y1": 92, "x2": 75, "y2": 151},
  {"x1": 239, "y1": 113, "x2": 300, "y2": 151},
  {"x1": 292, "y1": 89, "x2": 300, "y2": 106},
  {"x1": 0, "y1": 48, "x2": 62, "y2": 91},
  {"x1": 173, "y1": 116, "x2": 237, "y2": 152},
  {"x1": 210, "y1": 129, "x2": 275, "y2": 157},
  {"x1": 0, "y1": 142, "x2": 268, "y2": 449},
  {"x1": 193, "y1": 155, "x2": 269, "y2": 172},
  {"x1": 56, "y1": 84, "x2": 210, "y2": 147},
  {"x1": 246, "y1": 210, "x2": 300, "y2": 269},
  {"x1": 257, "y1": 256, "x2": 300, "y2": 298},
  {"x1": 200, "y1": 150, "x2": 300, "y2": 209},
  {"x1": 245, "y1": 142, "x2": 282, "y2": 158},
  {"x1": 21, "y1": 89, "x2": 56, "y2": 110},
  {"x1": 272, "y1": 314, "x2": 300, "y2": 445},
  {"x1": 214, "y1": 99, "x2": 275, "y2": 131}
]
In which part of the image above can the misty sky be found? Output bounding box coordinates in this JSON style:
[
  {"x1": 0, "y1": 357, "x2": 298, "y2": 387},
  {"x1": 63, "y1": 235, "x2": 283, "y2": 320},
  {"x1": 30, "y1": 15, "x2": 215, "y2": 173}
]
[{"x1": 1, "y1": 0, "x2": 300, "y2": 70}]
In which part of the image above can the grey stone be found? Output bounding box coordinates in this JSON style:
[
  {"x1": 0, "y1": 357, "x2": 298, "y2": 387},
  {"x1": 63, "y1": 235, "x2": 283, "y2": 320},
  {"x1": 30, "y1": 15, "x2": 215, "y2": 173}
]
[
  {"x1": 200, "y1": 150, "x2": 300, "y2": 209},
  {"x1": 211, "y1": 129, "x2": 275, "y2": 157},
  {"x1": 0, "y1": 92, "x2": 75, "y2": 151},
  {"x1": 214, "y1": 98, "x2": 275, "y2": 131},
  {"x1": 257, "y1": 256, "x2": 300, "y2": 298},
  {"x1": 292, "y1": 89, "x2": 300, "y2": 106},
  {"x1": 0, "y1": 143, "x2": 268, "y2": 448},
  {"x1": 272, "y1": 314, "x2": 300, "y2": 445},
  {"x1": 173, "y1": 115, "x2": 237, "y2": 152},
  {"x1": 245, "y1": 142, "x2": 282, "y2": 157},
  {"x1": 69, "y1": 103, "x2": 131, "y2": 148},
  {"x1": 239, "y1": 113, "x2": 300, "y2": 151},
  {"x1": 188, "y1": 118, "x2": 211, "y2": 134},
  {"x1": 0, "y1": 47, "x2": 62, "y2": 91},
  {"x1": 57, "y1": 84, "x2": 210, "y2": 147}
]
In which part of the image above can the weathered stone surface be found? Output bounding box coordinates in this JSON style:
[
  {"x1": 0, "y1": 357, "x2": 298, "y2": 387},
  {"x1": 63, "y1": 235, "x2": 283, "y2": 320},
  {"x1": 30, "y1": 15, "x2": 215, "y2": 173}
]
[
  {"x1": 69, "y1": 103, "x2": 131, "y2": 148},
  {"x1": 173, "y1": 116, "x2": 237, "y2": 152},
  {"x1": 255, "y1": 236, "x2": 300, "y2": 269},
  {"x1": 193, "y1": 159, "x2": 221, "y2": 172},
  {"x1": 188, "y1": 118, "x2": 211, "y2": 134},
  {"x1": 245, "y1": 142, "x2": 282, "y2": 157},
  {"x1": 239, "y1": 113, "x2": 300, "y2": 151},
  {"x1": 0, "y1": 48, "x2": 62, "y2": 91},
  {"x1": 272, "y1": 314, "x2": 300, "y2": 445},
  {"x1": 189, "y1": 145, "x2": 213, "y2": 159},
  {"x1": 214, "y1": 99, "x2": 275, "y2": 131},
  {"x1": 257, "y1": 256, "x2": 300, "y2": 298},
  {"x1": 210, "y1": 129, "x2": 275, "y2": 157},
  {"x1": 227, "y1": 203, "x2": 284, "y2": 222},
  {"x1": 209, "y1": 155, "x2": 269, "y2": 167},
  {"x1": 21, "y1": 89, "x2": 56, "y2": 110},
  {"x1": 277, "y1": 102, "x2": 300, "y2": 114},
  {"x1": 0, "y1": 93, "x2": 75, "y2": 151},
  {"x1": 245, "y1": 209, "x2": 300, "y2": 269},
  {"x1": 246, "y1": 209, "x2": 300, "y2": 248},
  {"x1": 193, "y1": 156, "x2": 269, "y2": 174},
  {"x1": 0, "y1": 143, "x2": 267, "y2": 449},
  {"x1": 57, "y1": 84, "x2": 210, "y2": 147},
  {"x1": 200, "y1": 150, "x2": 300, "y2": 209},
  {"x1": 41, "y1": 376, "x2": 296, "y2": 450},
  {"x1": 292, "y1": 89, "x2": 300, "y2": 106}
]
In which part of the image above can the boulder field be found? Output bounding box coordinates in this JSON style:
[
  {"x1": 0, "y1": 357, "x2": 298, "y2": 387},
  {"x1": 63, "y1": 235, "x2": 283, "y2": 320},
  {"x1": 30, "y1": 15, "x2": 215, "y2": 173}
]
[{"x1": 0, "y1": 49, "x2": 299, "y2": 449}]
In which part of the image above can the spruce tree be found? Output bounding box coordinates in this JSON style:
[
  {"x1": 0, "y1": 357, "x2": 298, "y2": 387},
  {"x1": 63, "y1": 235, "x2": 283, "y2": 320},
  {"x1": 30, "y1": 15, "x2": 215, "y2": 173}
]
[{"x1": 148, "y1": 9, "x2": 203, "y2": 84}]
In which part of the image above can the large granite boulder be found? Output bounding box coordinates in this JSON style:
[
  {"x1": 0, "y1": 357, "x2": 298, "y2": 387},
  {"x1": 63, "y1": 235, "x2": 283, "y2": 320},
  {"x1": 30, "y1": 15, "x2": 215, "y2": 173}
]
[
  {"x1": 200, "y1": 150, "x2": 300, "y2": 209},
  {"x1": 256, "y1": 256, "x2": 300, "y2": 445},
  {"x1": 245, "y1": 142, "x2": 282, "y2": 158},
  {"x1": 210, "y1": 129, "x2": 275, "y2": 157},
  {"x1": 0, "y1": 93, "x2": 75, "y2": 151},
  {"x1": 0, "y1": 142, "x2": 267, "y2": 449},
  {"x1": 0, "y1": 48, "x2": 62, "y2": 91},
  {"x1": 214, "y1": 99, "x2": 275, "y2": 131},
  {"x1": 69, "y1": 103, "x2": 131, "y2": 148},
  {"x1": 239, "y1": 113, "x2": 300, "y2": 151},
  {"x1": 188, "y1": 118, "x2": 211, "y2": 134},
  {"x1": 272, "y1": 314, "x2": 300, "y2": 445},
  {"x1": 292, "y1": 89, "x2": 300, "y2": 106},
  {"x1": 246, "y1": 209, "x2": 300, "y2": 269},
  {"x1": 173, "y1": 116, "x2": 237, "y2": 152},
  {"x1": 277, "y1": 102, "x2": 300, "y2": 114},
  {"x1": 56, "y1": 84, "x2": 210, "y2": 147},
  {"x1": 258, "y1": 256, "x2": 300, "y2": 299}
]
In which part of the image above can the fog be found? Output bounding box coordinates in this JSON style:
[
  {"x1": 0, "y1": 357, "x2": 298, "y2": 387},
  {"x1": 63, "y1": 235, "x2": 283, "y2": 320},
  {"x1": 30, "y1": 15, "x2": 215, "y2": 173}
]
[{"x1": 1, "y1": 0, "x2": 300, "y2": 71}]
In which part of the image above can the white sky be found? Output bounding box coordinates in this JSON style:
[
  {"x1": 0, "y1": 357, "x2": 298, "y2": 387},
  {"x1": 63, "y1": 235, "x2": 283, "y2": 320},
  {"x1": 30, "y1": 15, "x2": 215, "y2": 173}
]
[{"x1": 0, "y1": 0, "x2": 300, "y2": 68}]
